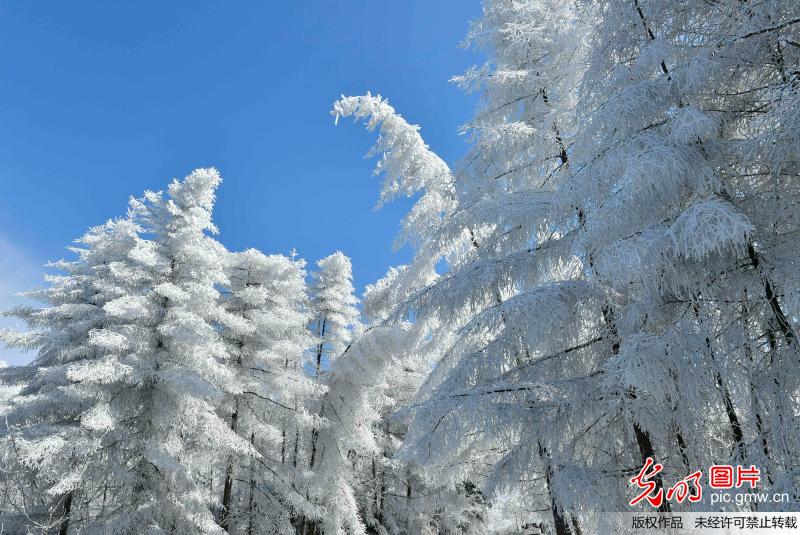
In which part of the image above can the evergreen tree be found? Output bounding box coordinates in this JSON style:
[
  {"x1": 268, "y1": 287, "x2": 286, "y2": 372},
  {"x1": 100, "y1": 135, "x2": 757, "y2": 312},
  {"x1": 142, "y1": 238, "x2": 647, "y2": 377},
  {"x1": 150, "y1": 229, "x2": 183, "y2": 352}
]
[
  {"x1": 307, "y1": 324, "x2": 418, "y2": 535},
  {"x1": 106, "y1": 167, "x2": 253, "y2": 533},
  {"x1": 308, "y1": 252, "x2": 361, "y2": 377},
  {"x1": 302, "y1": 251, "x2": 362, "y2": 534},
  {"x1": 333, "y1": 3, "x2": 590, "y2": 524},
  {"x1": 2, "y1": 169, "x2": 251, "y2": 533},
  {"x1": 335, "y1": 0, "x2": 800, "y2": 530},
  {"x1": 0, "y1": 218, "x2": 144, "y2": 533},
  {"x1": 219, "y1": 248, "x2": 319, "y2": 534}
]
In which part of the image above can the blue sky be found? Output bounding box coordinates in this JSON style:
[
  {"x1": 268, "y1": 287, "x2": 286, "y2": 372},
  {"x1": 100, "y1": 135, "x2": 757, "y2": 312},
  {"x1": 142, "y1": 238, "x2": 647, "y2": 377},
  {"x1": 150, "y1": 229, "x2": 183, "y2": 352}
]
[{"x1": 0, "y1": 2, "x2": 483, "y2": 363}]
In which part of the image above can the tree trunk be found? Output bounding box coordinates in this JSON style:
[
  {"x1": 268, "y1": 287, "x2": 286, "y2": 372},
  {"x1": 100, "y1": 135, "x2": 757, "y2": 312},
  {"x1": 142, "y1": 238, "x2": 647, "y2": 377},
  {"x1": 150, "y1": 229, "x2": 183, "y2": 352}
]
[
  {"x1": 247, "y1": 432, "x2": 256, "y2": 535},
  {"x1": 742, "y1": 295, "x2": 774, "y2": 483},
  {"x1": 100, "y1": 482, "x2": 108, "y2": 520},
  {"x1": 58, "y1": 492, "x2": 73, "y2": 535},
  {"x1": 300, "y1": 315, "x2": 328, "y2": 535},
  {"x1": 539, "y1": 441, "x2": 571, "y2": 535},
  {"x1": 604, "y1": 305, "x2": 670, "y2": 513},
  {"x1": 308, "y1": 318, "x2": 328, "y2": 469},
  {"x1": 571, "y1": 516, "x2": 583, "y2": 535},
  {"x1": 371, "y1": 455, "x2": 380, "y2": 521},
  {"x1": 281, "y1": 428, "x2": 286, "y2": 464},
  {"x1": 405, "y1": 469, "x2": 412, "y2": 532},
  {"x1": 692, "y1": 302, "x2": 745, "y2": 460},
  {"x1": 747, "y1": 244, "x2": 796, "y2": 346},
  {"x1": 293, "y1": 426, "x2": 300, "y2": 468},
  {"x1": 629, "y1": 416, "x2": 670, "y2": 513},
  {"x1": 675, "y1": 430, "x2": 691, "y2": 473},
  {"x1": 377, "y1": 420, "x2": 389, "y2": 527},
  {"x1": 220, "y1": 401, "x2": 239, "y2": 530}
]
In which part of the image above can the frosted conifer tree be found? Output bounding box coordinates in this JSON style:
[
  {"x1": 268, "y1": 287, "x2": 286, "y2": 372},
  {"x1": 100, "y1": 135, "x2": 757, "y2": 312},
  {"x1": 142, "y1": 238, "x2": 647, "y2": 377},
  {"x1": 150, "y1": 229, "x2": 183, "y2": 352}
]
[
  {"x1": 336, "y1": 0, "x2": 800, "y2": 530},
  {"x1": 308, "y1": 252, "x2": 361, "y2": 377},
  {"x1": 0, "y1": 218, "x2": 144, "y2": 533},
  {"x1": 2, "y1": 169, "x2": 252, "y2": 533},
  {"x1": 218, "y1": 248, "x2": 319, "y2": 534},
  {"x1": 334, "y1": 1, "x2": 593, "y2": 531},
  {"x1": 306, "y1": 323, "x2": 421, "y2": 535},
  {"x1": 0, "y1": 365, "x2": 25, "y2": 518},
  {"x1": 300, "y1": 251, "x2": 362, "y2": 533},
  {"x1": 91, "y1": 167, "x2": 258, "y2": 533},
  {"x1": 557, "y1": 0, "x2": 800, "y2": 518}
]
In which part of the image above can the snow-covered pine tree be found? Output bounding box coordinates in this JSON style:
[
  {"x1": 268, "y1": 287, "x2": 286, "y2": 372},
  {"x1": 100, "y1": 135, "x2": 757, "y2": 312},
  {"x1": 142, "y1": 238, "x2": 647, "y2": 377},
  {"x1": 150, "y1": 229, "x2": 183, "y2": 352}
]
[
  {"x1": 2, "y1": 169, "x2": 250, "y2": 533},
  {"x1": 87, "y1": 167, "x2": 257, "y2": 533},
  {"x1": 2, "y1": 168, "x2": 252, "y2": 533},
  {"x1": 0, "y1": 364, "x2": 24, "y2": 520},
  {"x1": 301, "y1": 251, "x2": 362, "y2": 533},
  {"x1": 333, "y1": 1, "x2": 593, "y2": 531},
  {"x1": 558, "y1": 0, "x2": 800, "y2": 517},
  {"x1": 308, "y1": 251, "x2": 361, "y2": 378},
  {"x1": 342, "y1": 271, "x2": 434, "y2": 534},
  {"x1": 306, "y1": 322, "x2": 420, "y2": 535},
  {"x1": 336, "y1": 0, "x2": 800, "y2": 528},
  {"x1": 219, "y1": 248, "x2": 319, "y2": 534},
  {"x1": 0, "y1": 218, "x2": 144, "y2": 533}
]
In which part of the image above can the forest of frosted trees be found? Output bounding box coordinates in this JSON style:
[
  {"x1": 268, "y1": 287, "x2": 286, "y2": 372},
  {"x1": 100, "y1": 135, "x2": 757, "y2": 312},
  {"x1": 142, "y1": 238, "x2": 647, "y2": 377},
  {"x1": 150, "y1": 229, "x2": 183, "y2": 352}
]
[{"x1": 1, "y1": 0, "x2": 799, "y2": 533}]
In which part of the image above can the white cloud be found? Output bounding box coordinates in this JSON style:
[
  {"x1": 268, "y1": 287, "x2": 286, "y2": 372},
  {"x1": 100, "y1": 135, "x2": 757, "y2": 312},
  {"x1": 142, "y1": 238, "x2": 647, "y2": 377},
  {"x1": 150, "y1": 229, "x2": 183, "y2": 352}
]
[{"x1": 0, "y1": 233, "x2": 46, "y2": 366}]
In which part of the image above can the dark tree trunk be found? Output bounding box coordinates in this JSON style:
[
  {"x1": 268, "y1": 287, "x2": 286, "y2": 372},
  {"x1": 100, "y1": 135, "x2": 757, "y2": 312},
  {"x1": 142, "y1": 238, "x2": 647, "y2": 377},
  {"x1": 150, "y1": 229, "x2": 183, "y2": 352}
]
[
  {"x1": 58, "y1": 492, "x2": 73, "y2": 535},
  {"x1": 220, "y1": 403, "x2": 239, "y2": 530},
  {"x1": 675, "y1": 431, "x2": 691, "y2": 473},
  {"x1": 309, "y1": 318, "x2": 328, "y2": 469},
  {"x1": 747, "y1": 244, "x2": 796, "y2": 346},
  {"x1": 281, "y1": 428, "x2": 286, "y2": 464},
  {"x1": 630, "y1": 417, "x2": 670, "y2": 513},
  {"x1": 691, "y1": 301, "x2": 746, "y2": 460},
  {"x1": 604, "y1": 304, "x2": 671, "y2": 513},
  {"x1": 742, "y1": 296, "x2": 774, "y2": 483},
  {"x1": 247, "y1": 432, "x2": 256, "y2": 535},
  {"x1": 539, "y1": 441, "x2": 571, "y2": 535},
  {"x1": 571, "y1": 516, "x2": 583, "y2": 535}
]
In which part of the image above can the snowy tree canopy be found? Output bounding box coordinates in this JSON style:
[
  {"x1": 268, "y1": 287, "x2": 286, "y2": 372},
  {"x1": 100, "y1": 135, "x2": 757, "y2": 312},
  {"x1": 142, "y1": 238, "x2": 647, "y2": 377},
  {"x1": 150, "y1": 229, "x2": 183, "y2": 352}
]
[{"x1": 334, "y1": 0, "x2": 800, "y2": 532}]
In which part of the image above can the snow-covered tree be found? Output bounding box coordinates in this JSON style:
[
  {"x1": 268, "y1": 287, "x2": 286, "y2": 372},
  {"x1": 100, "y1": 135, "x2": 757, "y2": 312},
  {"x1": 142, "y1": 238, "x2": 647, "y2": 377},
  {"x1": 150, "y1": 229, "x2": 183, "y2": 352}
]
[
  {"x1": 333, "y1": 2, "x2": 592, "y2": 531},
  {"x1": 0, "y1": 218, "x2": 144, "y2": 533},
  {"x1": 559, "y1": 0, "x2": 800, "y2": 517},
  {"x1": 308, "y1": 252, "x2": 361, "y2": 377},
  {"x1": 91, "y1": 167, "x2": 258, "y2": 533},
  {"x1": 306, "y1": 323, "x2": 420, "y2": 535},
  {"x1": 218, "y1": 248, "x2": 319, "y2": 534},
  {"x1": 1, "y1": 168, "x2": 255, "y2": 533},
  {"x1": 299, "y1": 251, "x2": 363, "y2": 533},
  {"x1": 0, "y1": 364, "x2": 27, "y2": 528},
  {"x1": 335, "y1": 0, "x2": 800, "y2": 531}
]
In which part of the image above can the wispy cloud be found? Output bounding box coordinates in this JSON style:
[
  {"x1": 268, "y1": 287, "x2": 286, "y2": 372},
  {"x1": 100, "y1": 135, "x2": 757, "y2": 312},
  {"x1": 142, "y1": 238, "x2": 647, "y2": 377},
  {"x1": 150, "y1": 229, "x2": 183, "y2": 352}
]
[{"x1": 0, "y1": 233, "x2": 46, "y2": 366}]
